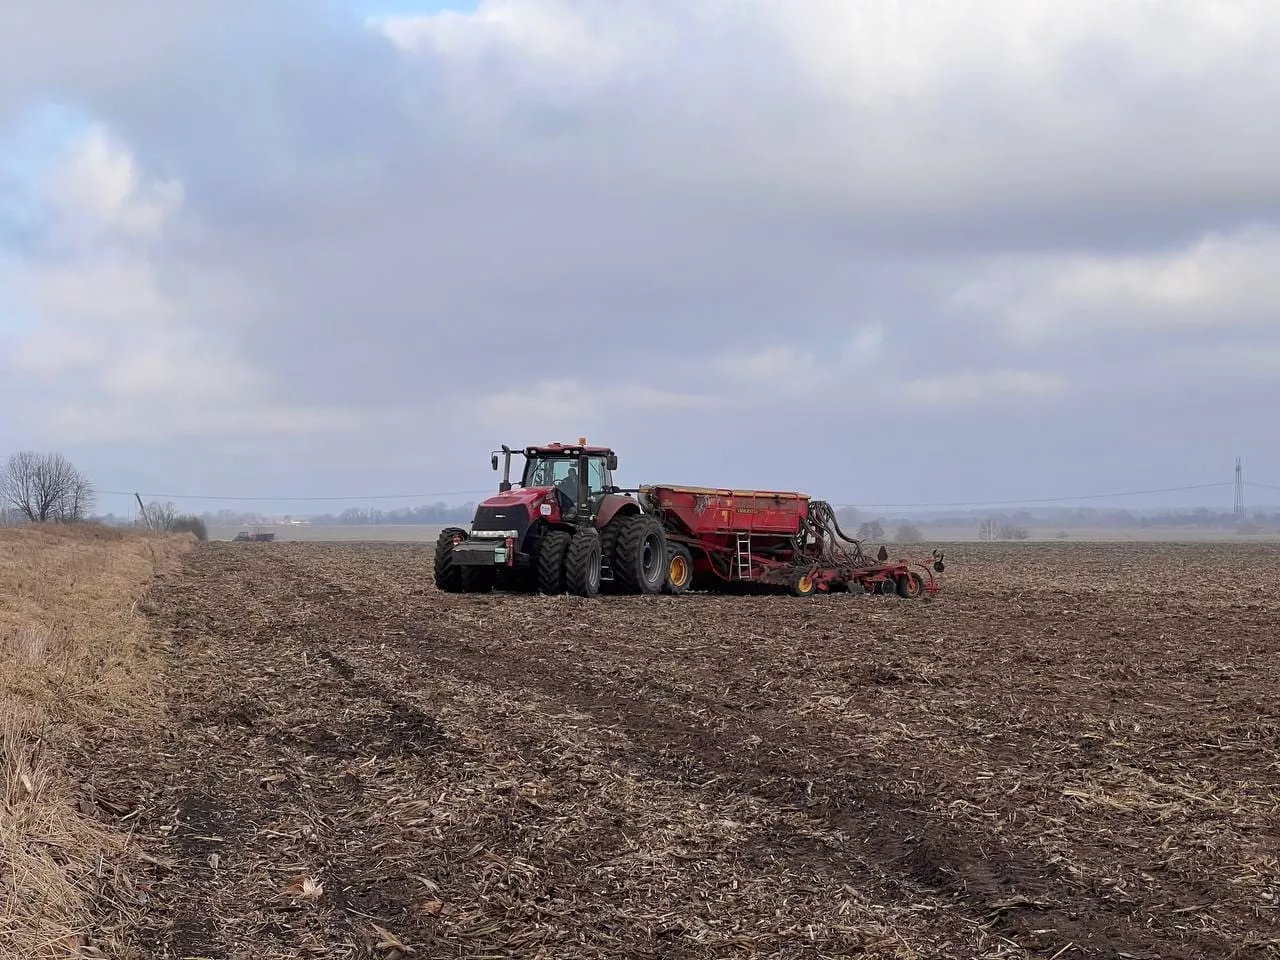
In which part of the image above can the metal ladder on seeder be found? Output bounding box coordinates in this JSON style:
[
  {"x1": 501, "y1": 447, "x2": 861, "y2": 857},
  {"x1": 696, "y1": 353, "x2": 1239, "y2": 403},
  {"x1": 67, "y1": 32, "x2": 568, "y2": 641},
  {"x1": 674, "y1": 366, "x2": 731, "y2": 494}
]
[{"x1": 735, "y1": 533, "x2": 753, "y2": 580}]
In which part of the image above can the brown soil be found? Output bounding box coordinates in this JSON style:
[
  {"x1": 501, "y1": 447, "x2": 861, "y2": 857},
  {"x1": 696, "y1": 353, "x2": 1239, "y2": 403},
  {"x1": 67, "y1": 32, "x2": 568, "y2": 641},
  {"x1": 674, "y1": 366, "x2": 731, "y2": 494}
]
[{"x1": 87, "y1": 540, "x2": 1280, "y2": 958}]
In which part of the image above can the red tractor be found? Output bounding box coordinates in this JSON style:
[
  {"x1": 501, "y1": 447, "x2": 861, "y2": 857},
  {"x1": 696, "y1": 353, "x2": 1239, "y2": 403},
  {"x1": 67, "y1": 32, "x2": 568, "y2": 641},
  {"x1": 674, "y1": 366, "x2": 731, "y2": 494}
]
[
  {"x1": 435, "y1": 439, "x2": 947, "y2": 600},
  {"x1": 433, "y1": 440, "x2": 668, "y2": 597}
]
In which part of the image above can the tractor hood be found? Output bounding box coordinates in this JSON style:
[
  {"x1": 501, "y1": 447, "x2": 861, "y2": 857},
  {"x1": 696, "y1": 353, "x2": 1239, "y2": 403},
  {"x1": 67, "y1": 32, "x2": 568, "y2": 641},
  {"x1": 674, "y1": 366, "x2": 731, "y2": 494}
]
[
  {"x1": 478, "y1": 487, "x2": 554, "y2": 512},
  {"x1": 469, "y1": 486, "x2": 557, "y2": 537}
]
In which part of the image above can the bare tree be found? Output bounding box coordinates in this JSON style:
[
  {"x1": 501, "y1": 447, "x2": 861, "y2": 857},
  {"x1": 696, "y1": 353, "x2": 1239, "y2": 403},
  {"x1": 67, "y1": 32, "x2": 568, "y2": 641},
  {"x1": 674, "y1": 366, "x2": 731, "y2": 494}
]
[
  {"x1": 60, "y1": 471, "x2": 95, "y2": 522},
  {"x1": 0, "y1": 451, "x2": 96, "y2": 523},
  {"x1": 895, "y1": 523, "x2": 923, "y2": 543},
  {"x1": 144, "y1": 500, "x2": 179, "y2": 530},
  {"x1": 143, "y1": 500, "x2": 207, "y2": 539}
]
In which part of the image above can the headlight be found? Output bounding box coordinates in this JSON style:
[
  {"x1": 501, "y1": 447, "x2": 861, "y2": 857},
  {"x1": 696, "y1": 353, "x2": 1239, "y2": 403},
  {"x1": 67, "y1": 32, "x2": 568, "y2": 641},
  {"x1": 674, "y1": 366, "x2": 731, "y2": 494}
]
[{"x1": 540, "y1": 502, "x2": 553, "y2": 516}]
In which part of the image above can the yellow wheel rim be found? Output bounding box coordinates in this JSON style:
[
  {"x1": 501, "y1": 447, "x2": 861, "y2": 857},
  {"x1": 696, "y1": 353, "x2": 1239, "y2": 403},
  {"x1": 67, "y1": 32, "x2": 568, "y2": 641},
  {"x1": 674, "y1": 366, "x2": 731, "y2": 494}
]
[
  {"x1": 670, "y1": 555, "x2": 689, "y2": 585},
  {"x1": 798, "y1": 575, "x2": 814, "y2": 594}
]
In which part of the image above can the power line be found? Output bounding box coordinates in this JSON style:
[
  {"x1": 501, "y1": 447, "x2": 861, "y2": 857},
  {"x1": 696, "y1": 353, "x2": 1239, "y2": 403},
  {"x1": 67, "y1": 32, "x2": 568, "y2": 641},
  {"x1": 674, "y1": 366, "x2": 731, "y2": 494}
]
[
  {"x1": 97, "y1": 488, "x2": 495, "y2": 503},
  {"x1": 95, "y1": 477, "x2": 1280, "y2": 510},
  {"x1": 847, "y1": 481, "x2": 1234, "y2": 510}
]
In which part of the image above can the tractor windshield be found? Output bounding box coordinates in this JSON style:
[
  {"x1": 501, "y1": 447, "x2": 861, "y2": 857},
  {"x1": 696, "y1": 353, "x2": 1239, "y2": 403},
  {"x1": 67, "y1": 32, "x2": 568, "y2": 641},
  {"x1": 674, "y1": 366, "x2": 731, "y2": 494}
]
[{"x1": 522, "y1": 455, "x2": 612, "y2": 500}]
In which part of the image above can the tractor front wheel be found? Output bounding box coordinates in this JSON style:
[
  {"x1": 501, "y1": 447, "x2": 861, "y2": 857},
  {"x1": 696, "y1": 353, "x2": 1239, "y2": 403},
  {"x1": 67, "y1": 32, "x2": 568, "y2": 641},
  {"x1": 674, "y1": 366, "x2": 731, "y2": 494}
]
[
  {"x1": 537, "y1": 529, "x2": 572, "y2": 594},
  {"x1": 565, "y1": 528, "x2": 602, "y2": 597},
  {"x1": 433, "y1": 527, "x2": 466, "y2": 592},
  {"x1": 662, "y1": 543, "x2": 693, "y2": 594},
  {"x1": 613, "y1": 515, "x2": 667, "y2": 595}
]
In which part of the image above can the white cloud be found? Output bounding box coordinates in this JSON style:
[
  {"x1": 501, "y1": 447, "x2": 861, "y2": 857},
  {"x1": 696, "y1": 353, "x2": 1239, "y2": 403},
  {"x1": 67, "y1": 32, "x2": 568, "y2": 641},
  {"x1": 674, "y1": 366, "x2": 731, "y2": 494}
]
[
  {"x1": 470, "y1": 378, "x2": 723, "y2": 439},
  {"x1": 952, "y1": 226, "x2": 1280, "y2": 342},
  {"x1": 901, "y1": 370, "x2": 1066, "y2": 407},
  {"x1": 46, "y1": 126, "x2": 183, "y2": 245},
  {"x1": 1, "y1": 0, "x2": 1279, "y2": 500},
  {"x1": 375, "y1": 0, "x2": 1280, "y2": 213},
  {"x1": 1, "y1": 125, "x2": 366, "y2": 446},
  {"x1": 35, "y1": 401, "x2": 373, "y2": 447}
]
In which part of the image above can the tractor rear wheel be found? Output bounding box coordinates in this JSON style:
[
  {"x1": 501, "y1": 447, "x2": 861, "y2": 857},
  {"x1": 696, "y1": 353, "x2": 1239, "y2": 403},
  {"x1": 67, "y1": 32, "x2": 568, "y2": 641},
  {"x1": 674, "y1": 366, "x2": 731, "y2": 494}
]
[
  {"x1": 462, "y1": 565, "x2": 496, "y2": 593},
  {"x1": 613, "y1": 514, "x2": 667, "y2": 595},
  {"x1": 433, "y1": 527, "x2": 466, "y2": 592},
  {"x1": 537, "y1": 529, "x2": 572, "y2": 594},
  {"x1": 662, "y1": 543, "x2": 693, "y2": 594},
  {"x1": 564, "y1": 528, "x2": 602, "y2": 597},
  {"x1": 896, "y1": 571, "x2": 924, "y2": 599}
]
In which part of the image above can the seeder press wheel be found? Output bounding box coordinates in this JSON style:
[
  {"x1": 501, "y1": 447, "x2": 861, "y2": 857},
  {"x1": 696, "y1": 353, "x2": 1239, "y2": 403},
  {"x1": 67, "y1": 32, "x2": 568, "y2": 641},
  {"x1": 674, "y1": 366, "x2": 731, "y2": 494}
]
[
  {"x1": 789, "y1": 570, "x2": 817, "y2": 596},
  {"x1": 896, "y1": 571, "x2": 924, "y2": 598}
]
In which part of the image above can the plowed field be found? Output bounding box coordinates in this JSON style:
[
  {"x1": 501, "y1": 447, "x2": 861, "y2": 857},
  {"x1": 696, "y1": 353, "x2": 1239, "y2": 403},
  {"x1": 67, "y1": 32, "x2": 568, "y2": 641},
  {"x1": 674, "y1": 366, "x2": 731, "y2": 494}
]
[{"x1": 86, "y1": 541, "x2": 1280, "y2": 959}]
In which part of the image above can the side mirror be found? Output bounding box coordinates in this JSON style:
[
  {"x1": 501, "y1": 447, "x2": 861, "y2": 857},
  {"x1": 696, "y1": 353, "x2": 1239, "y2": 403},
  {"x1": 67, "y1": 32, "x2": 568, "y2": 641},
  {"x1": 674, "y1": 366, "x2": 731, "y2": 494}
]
[
  {"x1": 607, "y1": 453, "x2": 618, "y2": 471},
  {"x1": 491, "y1": 454, "x2": 499, "y2": 471}
]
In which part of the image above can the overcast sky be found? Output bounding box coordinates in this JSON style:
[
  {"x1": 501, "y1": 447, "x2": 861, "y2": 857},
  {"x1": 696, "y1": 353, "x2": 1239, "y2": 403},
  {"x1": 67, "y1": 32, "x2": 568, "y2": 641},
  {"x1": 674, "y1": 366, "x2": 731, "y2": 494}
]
[{"x1": 2, "y1": 1, "x2": 1278, "y2": 516}]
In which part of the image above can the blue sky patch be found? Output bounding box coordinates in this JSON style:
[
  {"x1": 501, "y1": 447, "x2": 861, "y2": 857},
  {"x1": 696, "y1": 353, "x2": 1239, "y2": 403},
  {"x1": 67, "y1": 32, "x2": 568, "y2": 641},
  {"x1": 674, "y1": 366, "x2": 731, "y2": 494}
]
[{"x1": 0, "y1": 100, "x2": 99, "y2": 335}]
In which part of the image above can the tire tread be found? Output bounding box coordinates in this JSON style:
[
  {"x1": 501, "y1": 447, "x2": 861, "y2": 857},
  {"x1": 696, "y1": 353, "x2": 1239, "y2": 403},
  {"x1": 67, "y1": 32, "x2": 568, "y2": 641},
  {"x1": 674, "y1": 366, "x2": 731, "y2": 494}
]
[
  {"x1": 434, "y1": 526, "x2": 465, "y2": 592},
  {"x1": 564, "y1": 528, "x2": 601, "y2": 597},
  {"x1": 537, "y1": 529, "x2": 572, "y2": 594}
]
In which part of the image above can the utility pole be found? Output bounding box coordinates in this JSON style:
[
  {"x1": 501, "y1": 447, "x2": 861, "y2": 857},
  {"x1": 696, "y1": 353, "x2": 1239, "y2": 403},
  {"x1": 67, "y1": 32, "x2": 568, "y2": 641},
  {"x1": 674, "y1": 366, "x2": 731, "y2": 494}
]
[
  {"x1": 1234, "y1": 458, "x2": 1244, "y2": 521},
  {"x1": 135, "y1": 492, "x2": 152, "y2": 530}
]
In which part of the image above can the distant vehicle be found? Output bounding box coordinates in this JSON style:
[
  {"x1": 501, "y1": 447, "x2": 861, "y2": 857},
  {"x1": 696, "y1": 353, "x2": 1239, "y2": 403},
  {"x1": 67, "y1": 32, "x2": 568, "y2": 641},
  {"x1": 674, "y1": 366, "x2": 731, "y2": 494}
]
[{"x1": 233, "y1": 530, "x2": 276, "y2": 542}]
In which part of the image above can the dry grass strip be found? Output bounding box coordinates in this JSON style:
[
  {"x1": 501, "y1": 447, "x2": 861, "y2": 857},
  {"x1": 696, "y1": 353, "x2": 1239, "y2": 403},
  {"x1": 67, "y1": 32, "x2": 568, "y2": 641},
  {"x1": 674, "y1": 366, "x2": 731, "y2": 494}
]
[{"x1": 0, "y1": 523, "x2": 193, "y2": 959}]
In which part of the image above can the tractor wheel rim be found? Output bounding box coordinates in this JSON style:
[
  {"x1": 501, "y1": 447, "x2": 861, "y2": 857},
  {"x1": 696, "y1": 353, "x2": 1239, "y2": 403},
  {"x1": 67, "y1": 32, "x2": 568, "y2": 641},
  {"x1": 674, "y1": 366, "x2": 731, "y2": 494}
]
[
  {"x1": 642, "y1": 538, "x2": 658, "y2": 578},
  {"x1": 798, "y1": 575, "x2": 813, "y2": 593},
  {"x1": 670, "y1": 555, "x2": 688, "y2": 585}
]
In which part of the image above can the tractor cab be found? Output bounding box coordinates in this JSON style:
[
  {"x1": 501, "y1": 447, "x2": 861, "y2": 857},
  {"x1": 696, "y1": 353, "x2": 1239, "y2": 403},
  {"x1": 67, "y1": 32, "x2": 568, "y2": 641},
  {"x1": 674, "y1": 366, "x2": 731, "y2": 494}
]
[
  {"x1": 493, "y1": 440, "x2": 620, "y2": 523},
  {"x1": 436, "y1": 438, "x2": 669, "y2": 598},
  {"x1": 522, "y1": 444, "x2": 617, "y2": 512}
]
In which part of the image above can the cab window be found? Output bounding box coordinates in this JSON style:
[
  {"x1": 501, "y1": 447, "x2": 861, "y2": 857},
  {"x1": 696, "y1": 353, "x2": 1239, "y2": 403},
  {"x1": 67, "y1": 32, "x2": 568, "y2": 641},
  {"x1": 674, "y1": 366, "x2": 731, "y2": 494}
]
[{"x1": 587, "y1": 457, "x2": 609, "y2": 496}]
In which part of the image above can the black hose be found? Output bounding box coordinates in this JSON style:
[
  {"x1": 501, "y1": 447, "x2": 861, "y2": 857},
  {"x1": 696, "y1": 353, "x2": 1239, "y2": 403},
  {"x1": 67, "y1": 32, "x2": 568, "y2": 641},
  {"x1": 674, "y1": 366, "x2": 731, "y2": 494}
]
[{"x1": 807, "y1": 500, "x2": 870, "y2": 567}]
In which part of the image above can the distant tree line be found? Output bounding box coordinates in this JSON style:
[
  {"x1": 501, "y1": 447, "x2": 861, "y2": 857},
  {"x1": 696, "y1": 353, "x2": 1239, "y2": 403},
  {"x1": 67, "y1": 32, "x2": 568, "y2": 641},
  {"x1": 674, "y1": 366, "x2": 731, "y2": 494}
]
[
  {"x1": 312, "y1": 503, "x2": 477, "y2": 525},
  {"x1": 140, "y1": 501, "x2": 208, "y2": 540},
  {"x1": 977, "y1": 518, "x2": 1030, "y2": 541},
  {"x1": 832, "y1": 503, "x2": 1280, "y2": 537},
  {"x1": 130, "y1": 502, "x2": 482, "y2": 527}
]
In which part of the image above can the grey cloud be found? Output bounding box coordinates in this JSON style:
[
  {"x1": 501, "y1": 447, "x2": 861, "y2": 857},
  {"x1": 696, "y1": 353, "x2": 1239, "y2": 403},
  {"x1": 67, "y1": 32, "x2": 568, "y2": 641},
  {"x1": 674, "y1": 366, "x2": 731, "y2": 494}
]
[{"x1": 1, "y1": 0, "x2": 1279, "y2": 507}]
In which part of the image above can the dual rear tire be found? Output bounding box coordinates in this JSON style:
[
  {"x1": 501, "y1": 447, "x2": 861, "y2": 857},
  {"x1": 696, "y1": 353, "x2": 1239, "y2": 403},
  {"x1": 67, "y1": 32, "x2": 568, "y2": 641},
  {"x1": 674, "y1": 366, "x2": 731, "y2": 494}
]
[
  {"x1": 609, "y1": 514, "x2": 667, "y2": 595},
  {"x1": 437, "y1": 513, "x2": 674, "y2": 599},
  {"x1": 538, "y1": 513, "x2": 668, "y2": 597},
  {"x1": 537, "y1": 527, "x2": 602, "y2": 597}
]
